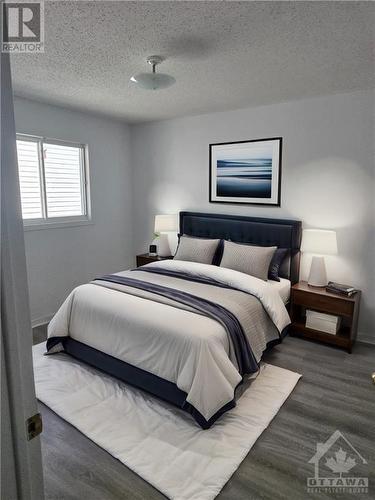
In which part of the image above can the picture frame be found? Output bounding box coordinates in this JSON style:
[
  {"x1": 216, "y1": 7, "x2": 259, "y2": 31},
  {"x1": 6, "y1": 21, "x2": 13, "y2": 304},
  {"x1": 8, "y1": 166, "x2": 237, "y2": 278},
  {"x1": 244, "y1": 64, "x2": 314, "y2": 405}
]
[{"x1": 209, "y1": 137, "x2": 282, "y2": 206}]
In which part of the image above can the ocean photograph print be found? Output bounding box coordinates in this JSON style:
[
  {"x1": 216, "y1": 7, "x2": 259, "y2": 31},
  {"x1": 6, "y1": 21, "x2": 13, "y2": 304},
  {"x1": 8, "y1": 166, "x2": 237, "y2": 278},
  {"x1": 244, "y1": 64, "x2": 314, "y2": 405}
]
[{"x1": 209, "y1": 137, "x2": 282, "y2": 206}]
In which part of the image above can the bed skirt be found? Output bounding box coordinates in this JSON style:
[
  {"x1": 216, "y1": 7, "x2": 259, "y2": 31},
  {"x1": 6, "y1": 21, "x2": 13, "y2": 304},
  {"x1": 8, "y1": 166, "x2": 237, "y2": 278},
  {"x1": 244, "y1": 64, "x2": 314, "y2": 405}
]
[
  {"x1": 46, "y1": 336, "x2": 238, "y2": 429},
  {"x1": 46, "y1": 330, "x2": 286, "y2": 429}
]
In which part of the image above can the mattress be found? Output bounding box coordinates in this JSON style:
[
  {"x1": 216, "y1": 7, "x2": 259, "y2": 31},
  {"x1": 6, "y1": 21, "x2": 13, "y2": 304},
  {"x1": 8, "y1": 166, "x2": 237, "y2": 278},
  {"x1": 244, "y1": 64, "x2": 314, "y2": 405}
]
[{"x1": 268, "y1": 278, "x2": 291, "y2": 304}]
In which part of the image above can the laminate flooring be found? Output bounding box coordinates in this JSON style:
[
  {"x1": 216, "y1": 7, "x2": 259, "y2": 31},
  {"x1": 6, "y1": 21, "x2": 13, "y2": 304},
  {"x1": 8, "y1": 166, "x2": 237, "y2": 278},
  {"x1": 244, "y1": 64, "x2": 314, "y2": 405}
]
[{"x1": 32, "y1": 325, "x2": 375, "y2": 500}]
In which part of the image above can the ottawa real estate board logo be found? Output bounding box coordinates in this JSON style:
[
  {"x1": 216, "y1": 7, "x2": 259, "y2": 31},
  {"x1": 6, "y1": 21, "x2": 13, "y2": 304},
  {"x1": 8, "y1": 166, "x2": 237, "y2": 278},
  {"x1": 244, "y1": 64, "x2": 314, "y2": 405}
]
[
  {"x1": 2, "y1": 0, "x2": 44, "y2": 53},
  {"x1": 307, "y1": 430, "x2": 369, "y2": 495}
]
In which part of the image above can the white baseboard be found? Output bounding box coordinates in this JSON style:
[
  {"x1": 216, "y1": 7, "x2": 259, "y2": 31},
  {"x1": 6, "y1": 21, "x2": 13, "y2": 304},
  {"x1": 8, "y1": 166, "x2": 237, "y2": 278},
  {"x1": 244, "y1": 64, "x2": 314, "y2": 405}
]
[
  {"x1": 357, "y1": 331, "x2": 375, "y2": 345},
  {"x1": 31, "y1": 315, "x2": 53, "y2": 329}
]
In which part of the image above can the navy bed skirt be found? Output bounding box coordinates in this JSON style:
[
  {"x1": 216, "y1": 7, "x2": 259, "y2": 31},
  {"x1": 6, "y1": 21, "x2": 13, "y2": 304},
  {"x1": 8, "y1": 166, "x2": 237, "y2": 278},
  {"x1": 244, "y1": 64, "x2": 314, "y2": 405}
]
[
  {"x1": 46, "y1": 330, "x2": 286, "y2": 429},
  {"x1": 46, "y1": 336, "x2": 236, "y2": 429}
]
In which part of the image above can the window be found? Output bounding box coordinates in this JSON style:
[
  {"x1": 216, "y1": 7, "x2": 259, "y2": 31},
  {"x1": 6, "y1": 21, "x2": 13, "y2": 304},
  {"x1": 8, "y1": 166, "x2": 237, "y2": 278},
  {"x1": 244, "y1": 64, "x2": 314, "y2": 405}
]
[{"x1": 16, "y1": 134, "x2": 90, "y2": 226}]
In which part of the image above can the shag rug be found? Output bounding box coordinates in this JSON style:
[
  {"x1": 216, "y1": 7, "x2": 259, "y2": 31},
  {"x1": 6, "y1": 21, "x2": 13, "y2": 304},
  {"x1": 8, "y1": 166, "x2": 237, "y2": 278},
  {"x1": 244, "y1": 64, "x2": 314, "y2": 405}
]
[{"x1": 33, "y1": 343, "x2": 301, "y2": 500}]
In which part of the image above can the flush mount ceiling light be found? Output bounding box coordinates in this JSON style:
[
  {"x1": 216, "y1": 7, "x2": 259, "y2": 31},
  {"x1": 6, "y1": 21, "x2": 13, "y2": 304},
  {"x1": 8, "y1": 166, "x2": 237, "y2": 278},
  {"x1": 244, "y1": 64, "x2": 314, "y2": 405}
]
[{"x1": 130, "y1": 55, "x2": 176, "y2": 90}]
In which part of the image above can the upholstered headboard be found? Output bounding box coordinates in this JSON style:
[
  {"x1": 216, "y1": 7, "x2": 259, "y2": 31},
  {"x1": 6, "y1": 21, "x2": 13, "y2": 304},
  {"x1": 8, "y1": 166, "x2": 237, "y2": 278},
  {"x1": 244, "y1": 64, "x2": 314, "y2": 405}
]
[{"x1": 179, "y1": 211, "x2": 302, "y2": 284}]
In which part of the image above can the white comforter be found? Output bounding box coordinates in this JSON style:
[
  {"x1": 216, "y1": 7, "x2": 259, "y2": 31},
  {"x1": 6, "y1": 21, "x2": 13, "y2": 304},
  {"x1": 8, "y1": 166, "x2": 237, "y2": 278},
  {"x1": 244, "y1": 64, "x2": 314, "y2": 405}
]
[{"x1": 48, "y1": 260, "x2": 290, "y2": 421}]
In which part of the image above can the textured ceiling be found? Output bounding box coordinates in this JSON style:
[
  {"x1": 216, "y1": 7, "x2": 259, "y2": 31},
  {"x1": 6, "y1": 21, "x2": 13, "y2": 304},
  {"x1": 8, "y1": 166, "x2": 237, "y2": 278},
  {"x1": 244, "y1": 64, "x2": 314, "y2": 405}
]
[{"x1": 11, "y1": 1, "x2": 375, "y2": 123}]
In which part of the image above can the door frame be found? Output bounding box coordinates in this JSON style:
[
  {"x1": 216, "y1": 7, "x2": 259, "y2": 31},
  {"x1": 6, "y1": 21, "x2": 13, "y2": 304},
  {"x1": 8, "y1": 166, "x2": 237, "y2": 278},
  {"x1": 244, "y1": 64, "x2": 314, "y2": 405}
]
[{"x1": 1, "y1": 41, "x2": 45, "y2": 500}]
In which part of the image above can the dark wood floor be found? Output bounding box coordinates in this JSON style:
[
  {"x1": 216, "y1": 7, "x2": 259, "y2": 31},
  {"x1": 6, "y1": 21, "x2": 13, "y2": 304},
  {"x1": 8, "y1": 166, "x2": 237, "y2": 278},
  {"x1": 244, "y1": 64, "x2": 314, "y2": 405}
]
[{"x1": 33, "y1": 325, "x2": 375, "y2": 500}]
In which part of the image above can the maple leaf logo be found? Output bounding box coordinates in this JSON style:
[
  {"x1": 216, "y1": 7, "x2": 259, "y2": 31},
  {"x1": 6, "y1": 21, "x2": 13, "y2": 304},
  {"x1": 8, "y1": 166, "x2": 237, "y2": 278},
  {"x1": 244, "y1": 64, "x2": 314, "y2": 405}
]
[{"x1": 325, "y1": 448, "x2": 357, "y2": 477}]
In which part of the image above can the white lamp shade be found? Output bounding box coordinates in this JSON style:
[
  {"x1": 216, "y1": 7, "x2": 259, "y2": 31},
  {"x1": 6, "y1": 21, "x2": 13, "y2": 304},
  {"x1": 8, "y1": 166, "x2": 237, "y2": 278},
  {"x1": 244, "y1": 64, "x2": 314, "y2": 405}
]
[
  {"x1": 301, "y1": 229, "x2": 338, "y2": 255},
  {"x1": 154, "y1": 214, "x2": 177, "y2": 233}
]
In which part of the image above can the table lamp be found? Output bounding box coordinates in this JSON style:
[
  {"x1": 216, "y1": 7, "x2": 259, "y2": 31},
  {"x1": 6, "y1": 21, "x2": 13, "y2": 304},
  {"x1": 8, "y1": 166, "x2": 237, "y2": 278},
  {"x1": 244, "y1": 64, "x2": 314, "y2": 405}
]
[
  {"x1": 154, "y1": 214, "x2": 177, "y2": 257},
  {"x1": 301, "y1": 229, "x2": 338, "y2": 287}
]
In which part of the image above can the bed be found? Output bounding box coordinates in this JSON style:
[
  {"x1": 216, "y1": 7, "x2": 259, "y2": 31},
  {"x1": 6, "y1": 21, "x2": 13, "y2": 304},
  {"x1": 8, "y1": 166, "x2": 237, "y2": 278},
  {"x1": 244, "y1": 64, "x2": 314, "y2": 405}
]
[{"x1": 46, "y1": 211, "x2": 302, "y2": 428}]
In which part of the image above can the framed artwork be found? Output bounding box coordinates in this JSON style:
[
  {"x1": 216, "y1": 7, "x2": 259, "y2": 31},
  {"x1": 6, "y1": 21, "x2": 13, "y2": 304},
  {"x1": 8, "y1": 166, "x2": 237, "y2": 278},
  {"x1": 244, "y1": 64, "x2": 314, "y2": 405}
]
[{"x1": 209, "y1": 137, "x2": 282, "y2": 206}]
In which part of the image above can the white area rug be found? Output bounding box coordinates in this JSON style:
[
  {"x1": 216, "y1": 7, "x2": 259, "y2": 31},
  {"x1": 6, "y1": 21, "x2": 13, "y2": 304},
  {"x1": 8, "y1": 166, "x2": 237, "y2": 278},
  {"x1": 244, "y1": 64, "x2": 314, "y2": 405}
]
[{"x1": 33, "y1": 343, "x2": 301, "y2": 500}]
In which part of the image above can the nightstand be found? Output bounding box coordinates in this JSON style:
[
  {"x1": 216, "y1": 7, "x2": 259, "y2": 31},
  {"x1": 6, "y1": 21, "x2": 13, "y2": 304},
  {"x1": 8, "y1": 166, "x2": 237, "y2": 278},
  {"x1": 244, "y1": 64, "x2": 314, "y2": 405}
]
[
  {"x1": 136, "y1": 253, "x2": 173, "y2": 267},
  {"x1": 290, "y1": 281, "x2": 361, "y2": 353}
]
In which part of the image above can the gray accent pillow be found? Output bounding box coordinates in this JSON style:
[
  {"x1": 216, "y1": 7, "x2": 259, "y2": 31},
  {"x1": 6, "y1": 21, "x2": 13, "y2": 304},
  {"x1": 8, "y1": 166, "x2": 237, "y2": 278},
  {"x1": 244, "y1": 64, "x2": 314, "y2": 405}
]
[
  {"x1": 174, "y1": 235, "x2": 220, "y2": 265},
  {"x1": 220, "y1": 240, "x2": 277, "y2": 281}
]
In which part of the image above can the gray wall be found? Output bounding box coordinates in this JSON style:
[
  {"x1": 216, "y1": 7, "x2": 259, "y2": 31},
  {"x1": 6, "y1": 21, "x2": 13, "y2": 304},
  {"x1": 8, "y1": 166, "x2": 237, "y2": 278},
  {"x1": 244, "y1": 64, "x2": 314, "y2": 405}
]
[
  {"x1": 130, "y1": 90, "x2": 375, "y2": 341},
  {"x1": 14, "y1": 91, "x2": 374, "y2": 341},
  {"x1": 14, "y1": 98, "x2": 134, "y2": 326}
]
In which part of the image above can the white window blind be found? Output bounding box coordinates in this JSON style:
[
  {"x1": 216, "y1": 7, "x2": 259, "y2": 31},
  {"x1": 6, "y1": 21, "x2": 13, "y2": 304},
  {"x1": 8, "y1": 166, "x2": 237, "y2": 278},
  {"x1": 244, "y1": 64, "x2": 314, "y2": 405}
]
[
  {"x1": 16, "y1": 135, "x2": 89, "y2": 225},
  {"x1": 16, "y1": 139, "x2": 43, "y2": 219},
  {"x1": 44, "y1": 142, "x2": 84, "y2": 217}
]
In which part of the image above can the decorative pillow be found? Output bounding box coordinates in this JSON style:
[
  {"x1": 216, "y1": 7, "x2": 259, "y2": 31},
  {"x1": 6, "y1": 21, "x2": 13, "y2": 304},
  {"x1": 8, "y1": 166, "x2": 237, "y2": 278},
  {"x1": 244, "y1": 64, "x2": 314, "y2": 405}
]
[
  {"x1": 279, "y1": 252, "x2": 291, "y2": 279},
  {"x1": 212, "y1": 238, "x2": 224, "y2": 266},
  {"x1": 268, "y1": 248, "x2": 289, "y2": 282},
  {"x1": 220, "y1": 240, "x2": 277, "y2": 281},
  {"x1": 174, "y1": 235, "x2": 221, "y2": 265}
]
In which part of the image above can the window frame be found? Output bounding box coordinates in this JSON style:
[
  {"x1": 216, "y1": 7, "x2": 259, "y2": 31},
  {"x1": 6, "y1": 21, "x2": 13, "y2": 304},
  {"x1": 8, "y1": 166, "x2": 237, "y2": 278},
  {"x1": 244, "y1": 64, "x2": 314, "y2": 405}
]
[{"x1": 16, "y1": 133, "x2": 92, "y2": 230}]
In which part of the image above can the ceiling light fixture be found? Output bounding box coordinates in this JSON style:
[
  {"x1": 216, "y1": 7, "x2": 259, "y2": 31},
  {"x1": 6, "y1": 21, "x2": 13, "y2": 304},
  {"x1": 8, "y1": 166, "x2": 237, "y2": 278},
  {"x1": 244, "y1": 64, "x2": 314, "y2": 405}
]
[{"x1": 130, "y1": 55, "x2": 176, "y2": 90}]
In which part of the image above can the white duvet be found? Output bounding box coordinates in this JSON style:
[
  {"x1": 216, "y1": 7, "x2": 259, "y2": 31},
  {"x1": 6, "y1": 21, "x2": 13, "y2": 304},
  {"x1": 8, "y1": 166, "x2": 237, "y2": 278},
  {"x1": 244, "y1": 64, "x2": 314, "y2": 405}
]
[{"x1": 48, "y1": 260, "x2": 290, "y2": 421}]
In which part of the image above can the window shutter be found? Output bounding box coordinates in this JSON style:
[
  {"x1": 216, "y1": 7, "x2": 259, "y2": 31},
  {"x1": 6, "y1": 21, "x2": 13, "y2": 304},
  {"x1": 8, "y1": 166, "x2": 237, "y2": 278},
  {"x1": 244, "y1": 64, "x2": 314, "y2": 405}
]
[
  {"x1": 43, "y1": 142, "x2": 85, "y2": 218},
  {"x1": 16, "y1": 139, "x2": 43, "y2": 219}
]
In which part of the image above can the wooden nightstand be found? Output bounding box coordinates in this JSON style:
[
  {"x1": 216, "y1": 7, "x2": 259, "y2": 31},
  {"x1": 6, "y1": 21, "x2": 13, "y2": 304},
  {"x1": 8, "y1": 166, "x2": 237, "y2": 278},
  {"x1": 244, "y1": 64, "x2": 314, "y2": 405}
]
[
  {"x1": 136, "y1": 253, "x2": 173, "y2": 267},
  {"x1": 290, "y1": 281, "x2": 361, "y2": 353}
]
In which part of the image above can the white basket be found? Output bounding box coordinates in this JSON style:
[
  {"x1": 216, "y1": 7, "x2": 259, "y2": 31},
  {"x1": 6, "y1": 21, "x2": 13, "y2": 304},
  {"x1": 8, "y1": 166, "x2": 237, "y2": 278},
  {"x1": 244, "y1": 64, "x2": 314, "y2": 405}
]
[{"x1": 306, "y1": 310, "x2": 341, "y2": 334}]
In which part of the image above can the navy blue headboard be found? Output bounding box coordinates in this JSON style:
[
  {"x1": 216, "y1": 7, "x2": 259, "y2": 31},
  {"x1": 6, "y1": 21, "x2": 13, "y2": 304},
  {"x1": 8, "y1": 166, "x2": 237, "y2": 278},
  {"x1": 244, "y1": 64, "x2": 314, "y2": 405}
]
[{"x1": 179, "y1": 211, "x2": 302, "y2": 284}]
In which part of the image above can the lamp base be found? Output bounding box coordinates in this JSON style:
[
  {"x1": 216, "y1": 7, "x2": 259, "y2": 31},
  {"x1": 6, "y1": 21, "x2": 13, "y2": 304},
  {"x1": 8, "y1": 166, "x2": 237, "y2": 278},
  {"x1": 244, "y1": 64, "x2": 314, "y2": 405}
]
[
  {"x1": 307, "y1": 256, "x2": 327, "y2": 287},
  {"x1": 153, "y1": 233, "x2": 171, "y2": 257}
]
